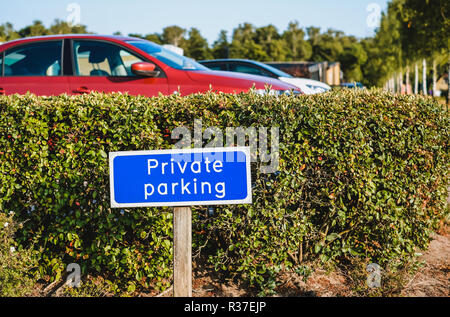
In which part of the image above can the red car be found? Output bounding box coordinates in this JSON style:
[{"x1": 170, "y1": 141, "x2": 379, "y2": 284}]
[{"x1": 0, "y1": 34, "x2": 299, "y2": 97}]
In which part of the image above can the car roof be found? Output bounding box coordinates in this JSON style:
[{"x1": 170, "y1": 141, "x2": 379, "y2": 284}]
[
  {"x1": 0, "y1": 34, "x2": 144, "y2": 50},
  {"x1": 199, "y1": 59, "x2": 294, "y2": 78},
  {"x1": 200, "y1": 58, "x2": 267, "y2": 66}
]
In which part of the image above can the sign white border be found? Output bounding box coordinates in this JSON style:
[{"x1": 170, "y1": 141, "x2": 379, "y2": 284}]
[{"x1": 109, "y1": 147, "x2": 252, "y2": 208}]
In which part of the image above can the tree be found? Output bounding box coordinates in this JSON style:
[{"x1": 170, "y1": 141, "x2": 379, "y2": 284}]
[
  {"x1": 360, "y1": 38, "x2": 379, "y2": 86},
  {"x1": 212, "y1": 30, "x2": 230, "y2": 59},
  {"x1": 254, "y1": 24, "x2": 289, "y2": 61},
  {"x1": 184, "y1": 28, "x2": 212, "y2": 60},
  {"x1": 144, "y1": 33, "x2": 162, "y2": 44},
  {"x1": 399, "y1": 0, "x2": 450, "y2": 97},
  {"x1": 399, "y1": 0, "x2": 449, "y2": 58},
  {"x1": 49, "y1": 19, "x2": 88, "y2": 34},
  {"x1": 229, "y1": 23, "x2": 269, "y2": 61},
  {"x1": 281, "y1": 22, "x2": 311, "y2": 61},
  {"x1": 18, "y1": 20, "x2": 48, "y2": 37},
  {"x1": 161, "y1": 25, "x2": 186, "y2": 48},
  {"x1": 308, "y1": 27, "x2": 343, "y2": 63},
  {"x1": 361, "y1": 3, "x2": 404, "y2": 88},
  {"x1": 0, "y1": 23, "x2": 20, "y2": 42},
  {"x1": 128, "y1": 33, "x2": 145, "y2": 39},
  {"x1": 339, "y1": 38, "x2": 368, "y2": 82}
]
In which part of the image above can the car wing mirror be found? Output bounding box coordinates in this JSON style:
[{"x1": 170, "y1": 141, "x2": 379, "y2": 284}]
[{"x1": 131, "y1": 62, "x2": 160, "y2": 77}]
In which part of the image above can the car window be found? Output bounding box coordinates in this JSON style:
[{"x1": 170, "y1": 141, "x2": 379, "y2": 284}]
[
  {"x1": 203, "y1": 63, "x2": 227, "y2": 71},
  {"x1": 258, "y1": 62, "x2": 293, "y2": 78},
  {"x1": 119, "y1": 50, "x2": 144, "y2": 74},
  {"x1": 3, "y1": 41, "x2": 62, "y2": 76},
  {"x1": 0, "y1": 54, "x2": 2, "y2": 76},
  {"x1": 73, "y1": 40, "x2": 145, "y2": 76},
  {"x1": 229, "y1": 63, "x2": 268, "y2": 77},
  {"x1": 127, "y1": 40, "x2": 209, "y2": 71}
]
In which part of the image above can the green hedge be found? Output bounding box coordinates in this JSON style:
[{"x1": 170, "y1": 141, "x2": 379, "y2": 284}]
[{"x1": 0, "y1": 90, "x2": 448, "y2": 292}]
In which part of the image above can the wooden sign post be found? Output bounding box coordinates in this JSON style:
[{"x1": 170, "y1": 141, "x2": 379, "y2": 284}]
[
  {"x1": 109, "y1": 147, "x2": 252, "y2": 297},
  {"x1": 173, "y1": 206, "x2": 192, "y2": 297}
]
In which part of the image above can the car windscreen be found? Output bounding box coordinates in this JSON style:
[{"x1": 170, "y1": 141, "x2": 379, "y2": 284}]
[
  {"x1": 256, "y1": 61, "x2": 293, "y2": 78},
  {"x1": 126, "y1": 40, "x2": 208, "y2": 71}
]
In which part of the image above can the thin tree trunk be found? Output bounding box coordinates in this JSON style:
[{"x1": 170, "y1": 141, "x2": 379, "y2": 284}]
[
  {"x1": 432, "y1": 59, "x2": 437, "y2": 97},
  {"x1": 399, "y1": 69, "x2": 403, "y2": 94},
  {"x1": 423, "y1": 58, "x2": 427, "y2": 95},
  {"x1": 447, "y1": 56, "x2": 450, "y2": 107},
  {"x1": 406, "y1": 66, "x2": 410, "y2": 94},
  {"x1": 394, "y1": 72, "x2": 397, "y2": 93},
  {"x1": 414, "y1": 63, "x2": 419, "y2": 94}
]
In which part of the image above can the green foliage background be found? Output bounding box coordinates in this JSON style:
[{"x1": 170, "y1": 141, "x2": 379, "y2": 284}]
[{"x1": 0, "y1": 90, "x2": 448, "y2": 292}]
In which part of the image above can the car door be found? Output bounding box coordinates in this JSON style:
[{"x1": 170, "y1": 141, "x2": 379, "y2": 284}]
[
  {"x1": 0, "y1": 40, "x2": 70, "y2": 96},
  {"x1": 68, "y1": 40, "x2": 168, "y2": 97}
]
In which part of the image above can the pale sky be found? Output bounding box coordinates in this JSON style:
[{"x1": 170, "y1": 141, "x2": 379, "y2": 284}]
[{"x1": 1, "y1": 0, "x2": 390, "y2": 44}]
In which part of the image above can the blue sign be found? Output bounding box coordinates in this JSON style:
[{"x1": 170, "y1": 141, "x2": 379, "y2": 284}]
[{"x1": 109, "y1": 147, "x2": 252, "y2": 207}]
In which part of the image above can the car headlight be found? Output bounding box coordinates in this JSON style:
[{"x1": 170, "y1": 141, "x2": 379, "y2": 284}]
[
  {"x1": 281, "y1": 89, "x2": 303, "y2": 95},
  {"x1": 306, "y1": 85, "x2": 328, "y2": 94},
  {"x1": 253, "y1": 89, "x2": 302, "y2": 96}
]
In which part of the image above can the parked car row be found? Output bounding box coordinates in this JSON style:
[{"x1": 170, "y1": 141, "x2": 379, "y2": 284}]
[
  {"x1": 199, "y1": 59, "x2": 331, "y2": 94},
  {"x1": 0, "y1": 35, "x2": 329, "y2": 97}
]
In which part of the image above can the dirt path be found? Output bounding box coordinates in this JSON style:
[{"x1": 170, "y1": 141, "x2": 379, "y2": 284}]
[
  {"x1": 401, "y1": 231, "x2": 449, "y2": 297},
  {"x1": 187, "y1": 227, "x2": 450, "y2": 297},
  {"x1": 399, "y1": 191, "x2": 450, "y2": 297}
]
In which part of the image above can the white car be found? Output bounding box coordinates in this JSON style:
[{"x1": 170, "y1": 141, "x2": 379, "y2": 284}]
[
  {"x1": 278, "y1": 77, "x2": 331, "y2": 94},
  {"x1": 198, "y1": 59, "x2": 331, "y2": 95}
]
